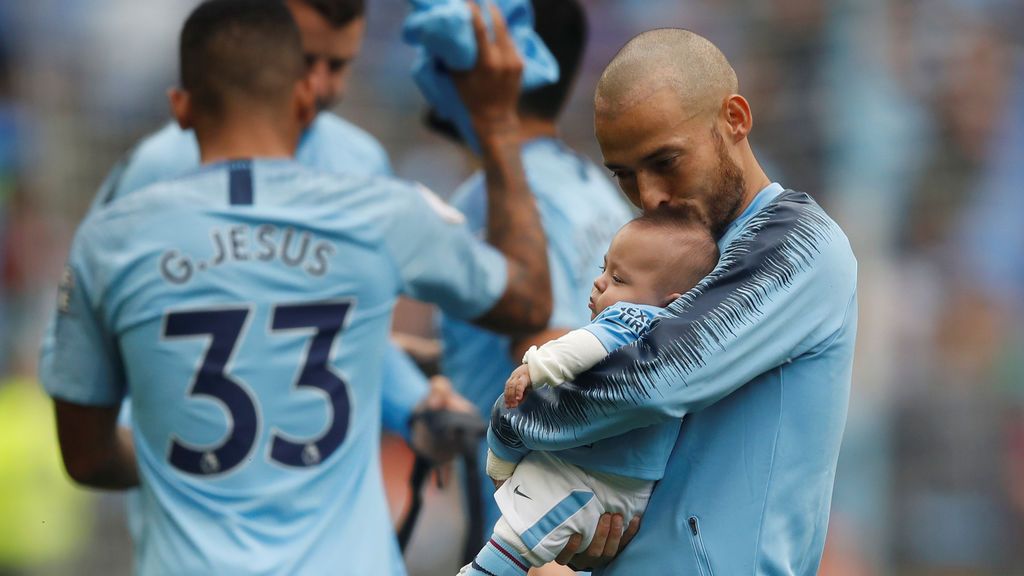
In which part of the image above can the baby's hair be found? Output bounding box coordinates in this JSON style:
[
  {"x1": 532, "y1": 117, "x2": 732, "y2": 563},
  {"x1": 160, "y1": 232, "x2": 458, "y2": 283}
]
[{"x1": 629, "y1": 205, "x2": 720, "y2": 294}]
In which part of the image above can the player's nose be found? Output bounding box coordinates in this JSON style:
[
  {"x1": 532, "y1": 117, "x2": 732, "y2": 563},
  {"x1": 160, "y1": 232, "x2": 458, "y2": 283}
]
[
  {"x1": 306, "y1": 62, "x2": 330, "y2": 98},
  {"x1": 636, "y1": 178, "x2": 671, "y2": 212}
]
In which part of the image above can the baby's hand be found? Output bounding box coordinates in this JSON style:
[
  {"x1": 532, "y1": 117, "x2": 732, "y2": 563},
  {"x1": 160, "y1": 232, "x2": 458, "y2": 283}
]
[{"x1": 504, "y1": 364, "x2": 534, "y2": 408}]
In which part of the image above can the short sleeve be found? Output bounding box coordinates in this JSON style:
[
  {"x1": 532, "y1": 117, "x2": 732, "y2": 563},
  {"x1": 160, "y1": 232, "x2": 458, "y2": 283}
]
[
  {"x1": 39, "y1": 228, "x2": 126, "y2": 406},
  {"x1": 383, "y1": 183, "x2": 508, "y2": 321},
  {"x1": 581, "y1": 302, "x2": 661, "y2": 353}
]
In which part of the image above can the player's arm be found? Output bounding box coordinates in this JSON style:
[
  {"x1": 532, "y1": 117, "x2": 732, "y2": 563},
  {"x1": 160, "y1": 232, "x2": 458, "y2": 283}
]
[
  {"x1": 452, "y1": 3, "x2": 551, "y2": 335},
  {"x1": 40, "y1": 225, "x2": 138, "y2": 489},
  {"x1": 380, "y1": 341, "x2": 431, "y2": 441},
  {"x1": 54, "y1": 401, "x2": 138, "y2": 489},
  {"x1": 489, "y1": 208, "x2": 858, "y2": 462}
]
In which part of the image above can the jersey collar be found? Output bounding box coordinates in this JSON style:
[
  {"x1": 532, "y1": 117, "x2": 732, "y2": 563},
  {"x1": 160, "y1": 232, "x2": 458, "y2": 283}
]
[{"x1": 718, "y1": 182, "x2": 785, "y2": 250}]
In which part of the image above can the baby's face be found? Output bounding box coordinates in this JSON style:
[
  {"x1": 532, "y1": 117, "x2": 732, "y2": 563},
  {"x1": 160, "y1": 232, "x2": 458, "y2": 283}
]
[{"x1": 590, "y1": 223, "x2": 675, "y2": 319}]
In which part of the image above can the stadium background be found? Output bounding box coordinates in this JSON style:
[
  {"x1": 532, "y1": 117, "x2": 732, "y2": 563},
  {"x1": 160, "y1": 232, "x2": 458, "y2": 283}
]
[{"x1": 0, "y1": 0, "x2": 1022, "y2": 574}]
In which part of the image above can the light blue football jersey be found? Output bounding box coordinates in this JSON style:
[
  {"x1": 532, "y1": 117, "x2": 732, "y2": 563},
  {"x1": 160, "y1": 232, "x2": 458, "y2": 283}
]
[
  {"x1": 57, "y1": 112, "x2": 429, "y2": 440},
  {"x1": 44, "y1": 115, "x2": 423, "y2": 575},
  {"x1": 41, "y1": 159, "x2": 507, "y2": 575},
  {"x1": 489, "y1": 184, "x2": 859, "y2": 575},
  {"x1": 439, "y1": 137, "x2": 632, "y2": 532}
]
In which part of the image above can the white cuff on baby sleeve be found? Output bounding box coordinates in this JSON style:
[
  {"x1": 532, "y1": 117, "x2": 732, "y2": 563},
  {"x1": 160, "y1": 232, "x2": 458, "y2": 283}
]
[{"x1": 522, "y1": 329, "x2": 609, "y2": 387}]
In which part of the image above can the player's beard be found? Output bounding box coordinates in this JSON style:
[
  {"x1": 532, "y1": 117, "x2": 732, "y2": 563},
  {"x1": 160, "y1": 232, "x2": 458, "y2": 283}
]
[{"x1": 705, "y1": 129, "x2": 747, "y2": 239}]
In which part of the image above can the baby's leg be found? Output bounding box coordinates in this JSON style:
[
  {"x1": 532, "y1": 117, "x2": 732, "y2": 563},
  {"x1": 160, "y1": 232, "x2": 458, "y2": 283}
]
[
  {"x1": 493, "y1": 452, "x2": 644, "y2": 566},
  {"x1": 457, "y1": 516, "x2": 533, "y2": 576}
]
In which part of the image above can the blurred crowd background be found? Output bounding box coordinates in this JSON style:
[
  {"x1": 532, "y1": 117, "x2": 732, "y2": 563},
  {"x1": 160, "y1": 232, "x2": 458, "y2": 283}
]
[{"x1": 1, "y1": 0, "x2": 1022, "y2": 574}]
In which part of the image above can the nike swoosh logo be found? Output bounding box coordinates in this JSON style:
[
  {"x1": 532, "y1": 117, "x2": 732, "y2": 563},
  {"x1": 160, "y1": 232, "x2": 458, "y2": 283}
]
[{"x1": 513, "y1": 485, "x2": 532, "y2": 500}]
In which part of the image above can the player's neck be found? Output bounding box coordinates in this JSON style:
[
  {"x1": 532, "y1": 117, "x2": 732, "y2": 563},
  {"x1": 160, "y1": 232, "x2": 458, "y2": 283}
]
[
  {"x1": 195, "y1": 114, "x2": 299, "y2": 164},
  {"x1": 733, "y1": 146, "x2": 772, "y2": 218},
  {"x1": 517, "y1": 116, "x2": 558, "y2": 142}
]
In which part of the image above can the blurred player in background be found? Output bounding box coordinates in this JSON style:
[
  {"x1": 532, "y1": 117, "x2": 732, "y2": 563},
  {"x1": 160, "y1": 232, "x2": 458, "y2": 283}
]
[
  {"x1": 41, "y1": 1, "x2": 549, "y2": 574},
  {"x1": 435, "y1": 3, "x2": 632, "y2": 572}
]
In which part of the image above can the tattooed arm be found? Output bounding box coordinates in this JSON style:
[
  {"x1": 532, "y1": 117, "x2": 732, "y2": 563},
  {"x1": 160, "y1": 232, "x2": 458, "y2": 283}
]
[{"x1": 454, "y1": 3, "x2": 551, "y2": 335}]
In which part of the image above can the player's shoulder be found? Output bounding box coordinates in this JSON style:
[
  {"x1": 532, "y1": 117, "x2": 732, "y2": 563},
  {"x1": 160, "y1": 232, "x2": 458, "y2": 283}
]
[
  {"x1": 309, "y1": 112, "x2": 388, "y2": 158},
  {"x1": 84, "y1": 164, "x2": 212, "y2": 233},
  {"x1": 723, "y1": 187, "x2": 857, "y2": 299},
  {"x1": 119, "y1": 123, "x2": 198, "y2": 184},
  {"x1": 595, "y1": 302, "x2": 662, "y2": 325},
  {"x1": 769, "y1": 189, "x2": 855, "y2": 267},
  {"x1": 134, "y1": 121, "x2": 198, "y2": 155},
  {"x1": 96, "y1": 123, "x2": 199, "y2": 208},
  {"x1": 288, "y1": 164, "x2": 467, "y2": 233},
  {"x1": 586, "y1": 302, "x2": 662, "y2": 346}
]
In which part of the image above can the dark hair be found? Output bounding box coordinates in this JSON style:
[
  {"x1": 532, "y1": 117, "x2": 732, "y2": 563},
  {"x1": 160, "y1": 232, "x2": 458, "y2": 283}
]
[
  {"x1": 518, "y1": 0, "x2": 588, "y2": 120},
  {"x1": 294, "y1": 0, "x2": 365, "y2": 27},
  {"x1": 180, "y1": 0, "x2": 305, "y2": 116},
  {"x1": 631, "y1": 205, "x2": 720, "y2": 290}
]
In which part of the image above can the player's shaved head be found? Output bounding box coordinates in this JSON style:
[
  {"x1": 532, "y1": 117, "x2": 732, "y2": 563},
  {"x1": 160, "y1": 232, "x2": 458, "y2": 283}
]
[
  {"x1": 180, "y1": 0, "x2": 305, "y2": 118},
  {"x1": 595, "y1": 28, "x2": 737, "y2": 118}
]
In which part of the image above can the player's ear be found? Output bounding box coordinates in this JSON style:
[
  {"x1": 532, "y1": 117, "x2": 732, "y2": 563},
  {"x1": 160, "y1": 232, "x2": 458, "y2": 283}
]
[
  {"x1": 168, "y1": 88, "x2": 194, "y2": 130},
  {"x1": 292, "y1": 77, "x2": 317, "y2": 129},
  {"x1": 662, "y1": 292, "x2": 683, "y2": 306},
  {"x1": 721, "y1": 94, "x2": 752, "y2": 143}
]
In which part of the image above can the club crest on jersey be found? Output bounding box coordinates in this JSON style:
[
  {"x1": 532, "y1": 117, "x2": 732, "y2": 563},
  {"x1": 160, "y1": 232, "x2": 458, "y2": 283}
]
[{"x1": 415, "y1": 183, "x2": 466, "y2": 225}]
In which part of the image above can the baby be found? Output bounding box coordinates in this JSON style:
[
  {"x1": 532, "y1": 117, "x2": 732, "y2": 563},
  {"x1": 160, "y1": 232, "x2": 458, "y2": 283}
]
[{"x1": 460, "y1": 208, "x2": 720, "y2": 576}]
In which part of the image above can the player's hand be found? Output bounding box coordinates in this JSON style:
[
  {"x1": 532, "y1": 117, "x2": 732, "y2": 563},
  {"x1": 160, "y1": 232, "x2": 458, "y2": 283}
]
[
  {"x1": 553, "y1": 514, "x2": 641, "y2": 571},
  {"x1": 452, "y1": 2, "x2": 523, "y2": 133},
  {"x1": 409, "y1": 376, "x2": 478, "y2": 463},
  {"x1": 504, "y1": 364, "x2": 533, "y2": 408}
]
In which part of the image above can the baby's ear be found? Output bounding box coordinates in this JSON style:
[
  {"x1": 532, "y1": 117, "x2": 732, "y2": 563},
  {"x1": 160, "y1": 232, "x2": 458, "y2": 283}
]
[{"x1": 662, "y1": 292, "x2": 683, "y2": 306}]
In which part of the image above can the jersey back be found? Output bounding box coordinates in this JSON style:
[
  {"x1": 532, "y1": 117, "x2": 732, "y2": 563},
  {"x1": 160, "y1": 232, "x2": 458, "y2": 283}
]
[{"x1": 43, "y1": 159, "x2": 505, "y2": 575}]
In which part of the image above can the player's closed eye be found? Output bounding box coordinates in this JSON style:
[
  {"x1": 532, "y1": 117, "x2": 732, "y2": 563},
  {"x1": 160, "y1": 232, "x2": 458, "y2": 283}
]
[{"x1": 652, "y1": 154, "x2": 680, "y2": 172}]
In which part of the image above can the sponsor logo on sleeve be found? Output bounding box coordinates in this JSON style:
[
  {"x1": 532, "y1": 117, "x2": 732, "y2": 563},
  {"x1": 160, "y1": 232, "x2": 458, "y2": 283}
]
[{"x1": 57, "y1": 266, "x2": 74, "y2": 314}]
